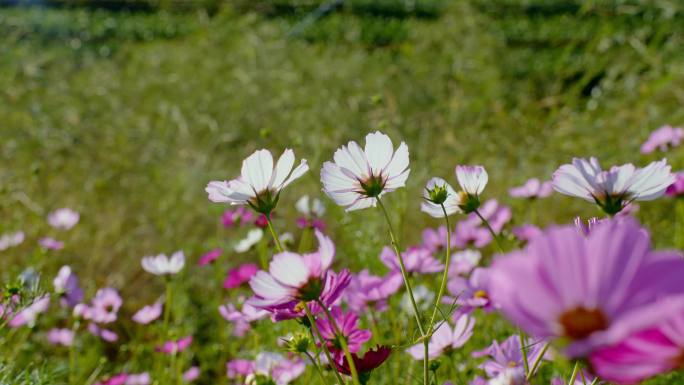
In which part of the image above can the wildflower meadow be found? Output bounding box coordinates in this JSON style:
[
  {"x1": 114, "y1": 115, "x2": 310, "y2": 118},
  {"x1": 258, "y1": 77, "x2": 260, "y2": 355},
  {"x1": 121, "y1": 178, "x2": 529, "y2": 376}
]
[{"x1": 2, "y1": 1, "x2": 684, "y2": 385}]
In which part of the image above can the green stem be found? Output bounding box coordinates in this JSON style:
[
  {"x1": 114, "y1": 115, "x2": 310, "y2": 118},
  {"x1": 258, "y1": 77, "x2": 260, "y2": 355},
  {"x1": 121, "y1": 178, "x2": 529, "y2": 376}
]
[
  {"x1": 303, "y1": 303, "x2": 345, "y2": 385},
  {"x1": 69, "y1": 320, "x2": 80, "y2": 385},
  {"x1": 525, "y1": 342, "x2": 550, "y2": 381},
  {"x1": 568, "y1": 361, "x2": 580, "y2": 385},
  {"x1": 304, "y1": 351, "x2": 328, "y2": 385},
  {"x1": 474, "y1": 209, "x2": 504, "y2": 253},
  {"x1": 317, "y1": 299, "x2": 361, "y2": 385},
  {"x1": 376, "y1": 197, "x2": 427, "y2": 385},
  {"x1": 519, "y1": 331, "x2": 530, "y2": 376},
  {"x1": 427, "y1": 204, "x2": 452, "y2": 332},
  {"x1": 266, "y1": 215, "x2": 284, "y2": 253},
  {"x1": 163, "y1": 279, "x2": 172, "y2": 338}
]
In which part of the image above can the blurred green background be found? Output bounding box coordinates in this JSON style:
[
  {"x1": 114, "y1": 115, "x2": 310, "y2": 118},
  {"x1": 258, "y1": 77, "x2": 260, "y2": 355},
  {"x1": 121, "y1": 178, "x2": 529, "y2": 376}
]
[{"x1": 1, "y1": 0, "x2": 684, "y2": 384}]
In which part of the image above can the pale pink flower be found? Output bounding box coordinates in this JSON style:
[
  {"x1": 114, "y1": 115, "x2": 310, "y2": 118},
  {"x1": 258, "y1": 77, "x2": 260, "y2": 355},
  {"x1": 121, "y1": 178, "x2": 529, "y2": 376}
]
[
  {"x1": 0, "y1": 231, "x2": 24, "y2": 251},
  {"x1": 88, "y1": 323, "x2": 118, "y2": 342},
  {"x1": 380, "y1": 246, "x2": 443, "y2": 274},
  {"x1": 321, "y1": 131, "x2": 409, "y2": 211},
  {"x1": 206, "y1": 149, "x2": 308, "y2": 214},
  {"x1": 344, "y1": 270, "x2": 403, "y2": 313},
  {"x1": 47, "y1": 208, "x2": 79, "y2": 230},
  {"x1": 125, "y1": 373, "x2": 151, "y2": 385},
  {"x1": 407, "y1": 314, "x2": 475, "y2": 359},
  {"x1": 157, "y1": 336, "x2": 193, "y2": 354},
  {"x1": 39, "y1": 237, "x2": 64, "y2": 250},
  {"x1": 90, "y1": 288, "x2": 122, "y2": 324},
  {"x1": 9, "y1": 295, "x2": 49, "y2": 327},
  {"x1": 141, "y1": 251, "x2": 185, "y2": 275},
  {"x1": 132, "y1": 302, "x2": 162, "y2": 324},
  {"x1": 509, "y1": 178, "x2": 553, "y2": 199},
  {"x1": 47, "y1": 328, "x2": 74, "y2": 346},
  {"x1": 641, "y1": 124, "x2": 684, "y2": 154},
  {"x1": 182, "y1": 367, "x2": 199, "y2": 382},
  {"x1": 219, "y1": 302, "x2": 269, "y2": 337}
]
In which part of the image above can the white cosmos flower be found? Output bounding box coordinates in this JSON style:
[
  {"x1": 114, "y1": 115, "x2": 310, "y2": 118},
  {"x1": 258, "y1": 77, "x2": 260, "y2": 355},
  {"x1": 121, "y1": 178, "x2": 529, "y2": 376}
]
[
  {"x1": 47, "y1": 208, "x2": 80, "y2": 230},
  {"x1": 141, "y1": 251, "x2": 185, "y2": 276},
  {"x1": 206, "y1": 149, "x2": 309, "y2": 214},
  {"x1": 0, "y1": 231, "x2": 24, "y2": 251},
  {"x1": 321, "y1": 131, "x2": 409, "y2": 211},
  {"x1": 455, "y1": 165, "x2": 488, "y2": 196},
  {"x1": 295, "y1": 195, "x2": 325, "y2": 217},
  {"x1": 552, "y1": 157, "x2": 675, "y2": 215},
  {"x1": 235, "y1": 229, "x2": 264, "y2": 253},
  {"x1": 421, "y1": 177, "x2": 461, "y2": 218}
]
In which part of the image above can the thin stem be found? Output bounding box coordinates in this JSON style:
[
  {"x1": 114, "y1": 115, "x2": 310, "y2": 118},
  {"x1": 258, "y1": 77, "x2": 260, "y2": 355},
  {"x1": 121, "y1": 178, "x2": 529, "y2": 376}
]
[
  {"x1": 376, "y1": 196, "x2": 427, "y2": 385},
  {"x1": 568, "y1": 361, "x2": 580, "y2": 385},
  {"x1": 474, "y1": 209, "x2": 504, "y2": 253},
  {"x1": 525, "y1": 342, "x2": 550, "y2": 381},
  {"x1": 304, "y1": 351, "x2": 328, "y2": 385},
  {"x1": 589, "y1": 378, "x2": 599, "y2": 385},
  {"x1": 68, "y1": 320, "x2": 80, "y2": 385},
  {"x1": 266, "y1": 215, "x2": 284, "y2": 253},
  {"x1": 427, "y1": 204, "x2": 452, "y2": 332},
  {"x1": 317, "y1": 300, "x2": 361, "y2": 385},
  {"x1": 519, "y1": 332, "x2": 530, "y2": 376},
  {"x1": 303, "y1": 303, "x2": 345, "y2": 385},
  {"x1": 162, "y1": 278, "x2": 172, "y2": 338}
]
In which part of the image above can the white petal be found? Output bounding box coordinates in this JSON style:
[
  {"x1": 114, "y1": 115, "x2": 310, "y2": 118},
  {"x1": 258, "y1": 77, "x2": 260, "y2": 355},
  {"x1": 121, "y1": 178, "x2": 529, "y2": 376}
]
[
  {"x1": 241, "y1": 149, "x2": 274, "y2": 193},
  {"x1": 384, "y1": 141, "x2": 410, "y2": 179},
  {"x1": 295, "y1": 195, "x2": 310, "y2": 215},
  {"x1": 280, "y1": 160, "x2": 309, "y2": 190},
  {"x1": 270, "y1": 149, "x2": 295, "y2": 189},
  {"x1": 249, "y1": 272, "x2": 293, "y2": 301},
  {"x1": 269, "y1": 252, "x2": 310, "y2": 287},
  {"x1": 364, "y1": 131, "x2": 394, "y2": 175},
  {"x1": 314, "y1": 230, "x2": 335, "y2": 271},
  {"x1": 345, "y1": 197, "x2": 376, "y2": 212},
  {"x1": 333, "y1": 141, "x2": 369, "y2": 180}
]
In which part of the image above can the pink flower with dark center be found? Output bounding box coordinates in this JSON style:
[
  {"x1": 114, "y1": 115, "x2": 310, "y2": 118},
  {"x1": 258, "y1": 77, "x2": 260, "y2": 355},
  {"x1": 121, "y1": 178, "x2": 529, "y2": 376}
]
[
  {"x1": 407, "y1": 315, "x2": 475, "y2": 359},
  {"x1": 47, "y1": 328, "x2": 74, "y2": 346},
  {"x1": 509, "y1": 178, "x2": 553, "y2": 199},
  {"x1": 90, "y1": 288, "x2": 122, "y2": 324},
  {"x1": 453, "y1": 221, "x2": 492, "y2": 249},
  {"x1": 446, "y1": 268, "x2": 494, "y2": 315},
  {"x1": 198, "y1": 248, "x2": 222, "y2": 266},
  {"x1": 589, "y1": 309, "x2": 684, "y2": 384},
  {"x1": 316, "y1": 306, "x2": 372, "y2": 353},
  {"x1": 226, "y1": 359, "x2": 255, "y2": 378},
  {"x1": 224, "y1": 263, "x2": 259, "y2": 290},
  {"x1": 39, "y1": 237, "x2": 64, "y2": 250},
  {"x1": 463, "y1": 199, "x2": 511, "y2": 233},
  {"x1": 449, "y1": 250, "x2": 481, "y2": 275},
  {"x1": 132, "y1": 302, "x2": 162, "y2": 325},
  {"x1": 157, "y1": 336, "x2": 193, "y2": 354},
  {"x1": 248, "y1": 230, "x2": 348, "y2": 311},
  {"x1": 344, "y1": 270, "x2": 403, "y2": 313},
  {"x1": 641, "y1": 124, "x2": 684, "y2": 154},
  {"x1": 488, "y1": 218, "x2": 684, "y2": 357},
  {"x1": 380, "y1": 246, "x2": 443, "y2": 274},
  {"x1": 511, "y1": 224, "x2": 543, "y2": 243},
  {"x1": 421, "y1": 226, "x2": 455, "y2": 254},
  {"x1": 472, "y1": 334, "x2": 549, "y2": 377}
]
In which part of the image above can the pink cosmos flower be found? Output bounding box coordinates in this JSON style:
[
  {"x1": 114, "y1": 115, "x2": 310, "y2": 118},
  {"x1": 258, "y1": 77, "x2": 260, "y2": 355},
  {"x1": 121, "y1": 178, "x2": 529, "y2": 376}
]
[
  {"x1": 666, "y1": 171, "x2": 684, "y2": 197},
  {"x1": 0, "y1": 231, "x2": 24, "y2": 251},
  {"x1": 450, "y1": 250, "x2": 481, "y2": 275},
  {"x1": 511, "y1": 224, "x2": 542, "y2": 243},
  {"x1": 90, "y1": 288, "x2": 122, "y2": 324},
  {"x1": 641, "y1": 124, "x2": 684, "y2": 154},
  {"x1": 552, "y1": 157, "x2": 674, "y2": 215},
  {"x1": 344, "y1": 270, "x2": 403, "y2": 313},
  {"x1": 219, "y1": 302, "x2": 269, "y2": 337},
  {"x1": 380, "y1": 246, "x2": 443, "y2": 274},
  {"x1": 453, "y1": 221, "x2": 492, "y2": 249},
  {"x1": 589, "y1": 309, "x2": 684, "y2": 384},
  {"x1": 9, "y1": 295, "x2": 49, "y2": 327},
  {"x1": 39, "y1": 237, "x2": 64, "y2": 250},
  {"x1": 316, "y1": 306, "x2": 372, "y2": 353},
  {"x1": 157, "y1": 336, "x2": 193, "y2": 354},
  {"x1": 574, "y1": 217, "x2": 603, "y2": 236},
  {"x1": 206, "y1": 149, "x2": 309, "y2": 215},
  {"x1": 254, "y1": 214, "x2": 269, "y2": 228},
  {"x1": 222, "y1": 207, "x2": 255, "y2": 228},
  {"x1": 88, "y1": 323, "x2": 118, "y2": 342},
  {"x1": 125, "y1": 373, "x2": 151, "y2": 385},
  {"x1": 321, "y1": 131, "x2": 410, "y2": 211},
  {"x1": 421, "y1": 226, "x2": 456, "y2": 254},
  {"x1": 549, "y1": 371, "x2": 598, "y2": 385},
  {"x1": 94, "y1": 374, "x2": 128, "y2": 385},
  {"x1": 47, "y1": 328, "x2": 74, "y2": 346},
  {"x1": 248, "y1": 230, "x2": 350, "y2": 313},
  {"x1": 224, "y1": 263, "x2": 259, "y2": 289},
  {"x1": 47, "y1": 208, "x2": 80, "y2": 230},
  {"x1": 472, "y1": 334, "x2": 549, "y2": 377},
  {"x1": 182, "y1": 367, "x2": 199, "y2": 382},
  {"x1": 407, "y1": 314, "x2": 475, "y2": 359},
  {"x1": 53, "y1": 265, "x2": 83, "y2": 308},
  {"x1": 226, "y1": 359, "x2": 255, "y2": 378},
  {"x1": 488, "y1": 218, "x2": 684, "y2": 357},
  {"x1": 132, "y1": 302, "x2": 162, "y2": 324},
  {"x1": 446, "y1": 267, "x2": 494, "y2": 316},
  {"x1": 198, "y1": 248, "x2": 221, "y2": 266},
  {"x1": 463, "y1": 199, "x2": 511, "y2": 233},
  {"x1": 509, "y1": 178, "x2": 553, "y2": 199}
]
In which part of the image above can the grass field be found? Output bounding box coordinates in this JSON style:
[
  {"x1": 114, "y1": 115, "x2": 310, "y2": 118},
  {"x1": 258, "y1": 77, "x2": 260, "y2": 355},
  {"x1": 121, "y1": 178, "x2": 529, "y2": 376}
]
[{"x1": 1, "y1": 1, "x2": 684, "y2": 384}]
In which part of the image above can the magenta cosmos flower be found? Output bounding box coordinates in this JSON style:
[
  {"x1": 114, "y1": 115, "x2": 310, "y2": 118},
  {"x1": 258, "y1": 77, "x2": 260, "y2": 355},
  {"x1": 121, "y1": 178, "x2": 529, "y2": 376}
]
[
  {"x1": 380, "y1": 246, "x2": 443, "y2": 274},
  {"x1": 47, "y1": 208, "x2": 80, "y2": 230},
  {"x1": 157, "y1": 335, "x2": 192, "y2": 354},
  {"x1": 206, "y1": 149, "x2": 308, "y2": 215},
  {"x1": 316, "y1": 306, "x2": 372, "y2": 353},
  {"x1": 509, "y1": 178, "x2": 553, "y2": 199},
  {"x1": 248, "y1": 230, "x2": 350, "y2": 317},
  {"x1": 589, "y1": 308, "x2": 684, "y2": 384},
  {"x1": 224, "y1": 263, "x2": 259, "y2": 289},
  {"x1": 641, "y1": 124, "x2": 684, "y2": 154},
  {"x1": 552, "y1": 157, "x2": 674, "y2": 215},
  {"x1": 488, "y1": 218, "x2": 684, "y2": 357},
  {"x1": 321, "y1": 131, "x2": 409, "y2": 211},
  {"x1": 334, "y1": 345, "x2": 392, "y2": 377},
  {"x1": 666, "y1": 171, "x2": 684, "y2": 197},
  {"x1": 222, "y1": 207, "x2": 255, "y2": 228},
  {"x1": 407, "y1": 314, "x2": 475, "y2": 359},
  {"x1": 198, "y1": 248, "x2": 221, "y2": 266}
]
